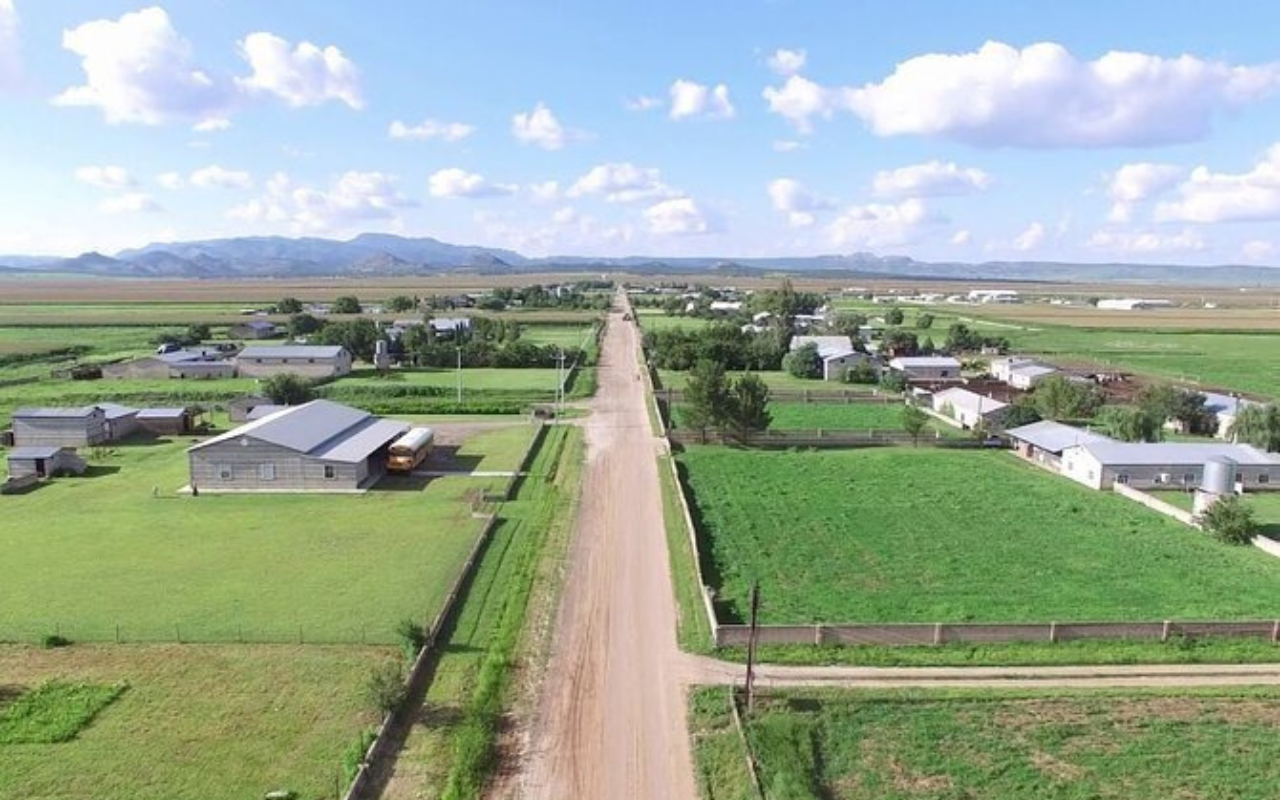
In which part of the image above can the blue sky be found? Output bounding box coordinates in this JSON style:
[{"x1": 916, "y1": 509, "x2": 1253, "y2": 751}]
[{"x1": 3, "y1": 1, "x2": 1280, "y2": 264}]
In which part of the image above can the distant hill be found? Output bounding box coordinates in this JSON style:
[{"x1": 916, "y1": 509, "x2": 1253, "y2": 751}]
[{"x1": 2, "y1": 233, "x2": 1279, "y2": 287}]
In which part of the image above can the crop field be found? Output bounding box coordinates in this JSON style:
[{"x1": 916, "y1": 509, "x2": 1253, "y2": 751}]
[
  {"x1": 668, "y1": 400, "x2": 960, "y2": 438},
  {"x1": 691, "y1": 687, "x2": 1280, "y2": 800},
  {"x1": 0, "y1": 644, "x2": 391, "y2": 800},
  {"x1": 518, "y1": 323, "x2": 598, "y2": 348},
  {"x1": 677, "y1": 447, "x2": 1280, "y2": 624},
  {"x1": 637, "y1": 312, "x2": 716, "y2": 331},
  {"x1": 657, "y1": 369, "x2": 870, "y2": 392},
  {"x1": 334, "y1": 366, "x2": 565, "y2": 392},
  {"x1": 0, "y1": 427, "x2": 530, "y2": 644}
]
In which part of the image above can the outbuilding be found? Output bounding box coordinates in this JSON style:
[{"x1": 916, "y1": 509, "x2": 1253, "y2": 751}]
[
  {"x1": 789, "y1": 335, "x2": 874, "y2": 381},
  {"x1": 888, "y1": 356, "x2": 962, "y2": 382},
  {"x1": 6, "y1": 446, "x2": 88, "y2": 480},
  {"x1": 236, "y1": 345, "x2": 353, "y2": 379},
  {"x1": 1060, "y1": 441, "x2": 1280, "y2": 491},
  {"x1": 11, "y1": 407, "x2": 111, "y2": 448},
  {"x1": 229, "y1": 320, "x2": 280, "y2": 339},
  {"x1": 135, "y1": 407, "x2": 198, "y2": 436},
  {"x1": 930, "y1": 387, "x2": 1007, "y2": 429},
  {"x1": 1006, "y1": 420, "x2": 1115, "y2": 470}
]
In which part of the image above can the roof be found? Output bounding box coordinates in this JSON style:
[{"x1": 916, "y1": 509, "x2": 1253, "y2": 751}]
[
  {"x1": 932, "y1": 387, "x2": 1007, "y2": 415},
  {"x1": 157, "y1": 348, "x2": 226, "y2": 364},
  {"x1": 1070, "y1": 441, "x2": 1280, "y2": 467},
  {"x1": 188, "y1": 399, "x2": 405, "y2": 463},
  {"x1": 237, "y1": 320, "x2": 277, "y2": 330},
  {"x1": 791, "y1": 335, "x2": 856, "y2": 359},
  {"x1": 96, "y1": 403, "x2": 138, "y2": 420},
  {"x1": 246, "y1": 404, "x2": 287, "y2": 420},
  {"x1": 239, "y1": 345, "x2": 347, "y2": 360},
  {"x1": 137, "y1": 407, "x2": 189, "y2": 419},
  {"x1": 1008, "y1": 364, "x2": 1057, "y2": 379},
  {"x1": 7, "y1": 446, "x2": 65, "y2": 459},
  {"x1": 1006, "y1": 420, "x2": 1114, "y2": 454},
  {"x1": 311, "y1": 418, "x2": 410, "y2": 463},
  {"x1": 1201, "y1": 391, "x2": 1259, "y2": 415},
  {"x1": 228, "y1": 395, "x2": 269, "y2": 409},
  {"x1": 13, "y1": 406, "x2": 101, "y2": 419},
  {"x1": 890, "y1": 356, "x2": 961, "y2": 368},
  {"x1": 430, "y1": 317, "x2": 471, "y2": 332}
]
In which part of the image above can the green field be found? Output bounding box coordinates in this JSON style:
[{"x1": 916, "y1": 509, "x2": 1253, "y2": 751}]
[
  {"x1": 0, "y1": 428, "x2": 528, "y2": 643},
  {"x1": 658, "y1": 370, "x2": 874, "y2": 392},
  {"x1": 692, "y1": 687, "x2": 1280, "y2": 800},
  {"x1": 0, "y1": 644, "x2": 390, "y2": 800},
  {"x1": 334, "y1": 366, "x2": 565, "y2": 392},
  {"x1": 670, "y1": 399, "x2": 960, "y2": 438},
  {"x1": 1152, "y1": 490, "x2": 1280, "y2": 540},
  {"x1": 635, "y1": 308, "x2": 716, "y2": 331},
  {"x1": 678, "y1": 447, "x2": 1280, "y2": 624},
  {"x1": 519, "y1": 323, "x2": 598, "y2": 348}
]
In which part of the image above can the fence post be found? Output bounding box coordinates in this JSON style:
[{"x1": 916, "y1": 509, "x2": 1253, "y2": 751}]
[
  {"x1": 933, "y1": 623, "x2": 944, "y2": 645},
  {"x1": 1161, "y1": 620, "x2": 1171, "y2": 643},
  {"x1": 1049, "y1": 621, "x2": 1058, "y2": 643},
  {"x1": 814, "y1": 625, "x2": 824, "y2": 646},
  {"x1": 115, "y1": 623, "x2": 121, "y2": 644},
  {"x1": 175, "y1": 623, "x2": 182, "y2": 643},
  {"x1": 1272, "y1": 620, "x2": 1279, "y2": 644}
]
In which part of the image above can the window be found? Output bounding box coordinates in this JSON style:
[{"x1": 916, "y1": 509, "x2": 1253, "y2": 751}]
[
  {"x1": 1259, "y1": 474, "x2": 1270, "y2": 485},
  {"x1": 259, "y1": 463, "x2": 276, "y2": 481},
  {"x1": 217, "y1": 464, "x2": 233, "y2": 480},
  {"x1": 323, "y1": 465, "x2": 336, "y2": 480},
  {"x1": 1116, "y1": 474, "x2": 1129, "y2": 485},
  {"x1": 1183, "y1": 473, "x2": 1195, "y2": 485},
  {"x1": 308, "y1": 358, "x2": 315, "y2": 363}
]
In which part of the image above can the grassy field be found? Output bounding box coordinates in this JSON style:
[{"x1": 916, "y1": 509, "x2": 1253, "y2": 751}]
[
  {"x1": 333, "y1": 366, "x2": 565, "y2": 392},
  {"x1": 0, "y1": 643, "x2": 392, "y2": 800},
  {"x1": 657, "y1": 370, "x2": 877, "y2": 392},
  {"x1": 693, "y1": 687, "x2": 1280, "y2": 800},
  {"x1": 678, "y1": 447, "x2": 1280, "y2": 624},
  {"x1": 669, "y1": 399, "x2": 961, "y2": 438},
  {"x1": 0, "y1": 429, "x2": 524, "y2": 643},
  {"x1": 637, "y1": 312, "x2": 716, "y2": 331},
  {"x1": 519, "y1": 323, "x2": 599, "y2": 348}
]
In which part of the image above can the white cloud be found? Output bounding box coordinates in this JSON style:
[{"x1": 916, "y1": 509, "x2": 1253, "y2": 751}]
[
  {"x1": 872, "y1": 160, "x2": 993, "y2": 197},
  {"x1": 765, "y1": 41, "x2": 1280, "y2": 146},
  {"x1": 427, "y1": 168, "x2": 517, "y2": 199},
  {"x1": 1155, "y1": 144, "x2": 1280, "y2": 223},
  {"x1": 826, "y1": 199, "x2": 939, "y2": 248},
  {"x1": 1242, "y1": 240, "x2": 1276, "y2": 262},
  {"x1": 951, "y1": 229, "x2": 972, "y2": 246},
  {"x1": 388, "y1": 118, "x2": 475, "y2": 142},
  {"x1": 193, "y1": 117, "x2": 231, "y2": 132},
  {"x1": 1086, "y1": 227, "x2": 1206, "y2": 254},
  {"x1": 772, "y1": 139, "x2": 806, "y2": 152},
  {"x1": 1012, "y1": 221, "x2": 1046, "y2": 251},
  {"x1": 528, "y1": 180, "x2": 561, "y2": 202},
  {"x1": 53, "y1": 6, "x2": 231, "y2": 125},
  {"x1": 236, "y1": 32, "x2": 361, "y2": 109},
  {"x1": 669, "y1": 79, "x2": 735, "y2": 121},
  {"x1": 569, "y1": 162, "x2": 679, "y2": 204},
  {"x1": 1105, "y1": 162, "x2": 1183, "y2": 222},
  {"x1": 551, "y1": 206, "x2": 577, "y2": 224},
  {"x1": 767, "y1": 48, "x2": 807, "y2": 77},
  {"x1": 512, "y1": 102, "x2": 576, "y2": 150},
  {"x1": 625, "y1": 95, "x2": 662, "y2": 112},
  {"x1": 100, "y1": 192, "x2": 161, "y2": 214},
  {"x1": 1, "y1": 0, "x2": 20, "y2": 90},
  {"x1": 229, "y1": 171, "x2": 415, "y2": 232},
  {"x1": 157, "y1": 171, "x2": 185, "y2": 190},
  {"x1": 767, "y1": 178, "x2": 833, "y2": 227},
  {"x1": 75, "y1": 165, "x2": 135, "y2": 189},
  {"x1": 644, "y1": 197, "x2": 716, "y2": 235},
  {"x1": 190, "y1": 165, "x2": 253, "y2": 189}
]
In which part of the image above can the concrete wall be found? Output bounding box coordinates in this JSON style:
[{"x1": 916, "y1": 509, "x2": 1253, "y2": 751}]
[
  {"x1": 12, "y1": 413, "x2": 109, "y2": 448},
  {"x1": 189, "y1": 437, "x2": 364, "y2": 492},
  {"x1": 1113, "y1": 482, "x2": 1198, "y2": 525}
]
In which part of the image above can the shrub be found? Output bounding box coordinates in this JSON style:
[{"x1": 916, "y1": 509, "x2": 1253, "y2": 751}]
[
  {"x1": 340, "y1": 728, "x2": 378, "y2": 783},
  {"x1": 395, "y1": 618, "x2": 428, "y2": 659},
  {"x1": 1197, "y1": 495, "x2": 1258, "y2": 545},
  {"x1": 365, "y1": 661, "x2": 407, "y2": 716},
  {"x1": 41, "y1": 634, "x2": 72, "y2": 649}
]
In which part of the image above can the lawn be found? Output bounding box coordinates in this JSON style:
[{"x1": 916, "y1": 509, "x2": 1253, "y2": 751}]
[
  {"x1": 519, "y1": 323, "x2": 599, "y2": 349},
  {"x1": 1149, "y1": 490, "x2": 1280, "y2": 540},
  {"x1": 669, "y1": 400, "x2": 960, "y2": 439},
  {"x1": 677, "y1": 447, "x2": 1280, "y2": 624},
  {"x1": 693, "y1": 687, "x2": 1280, "y2": 800},
  {"x1": 658, "y1": 370, "x2": 872, "y2": 392},
  {"x1": 0, "y1": 436, "x2": 498, "y2": 644},
  {"x1": 637, "y1": 310, "x2": 715, "y2": 331},
  {"x1": 0, "y1": 643, "x2": 392, "y2": 800}
]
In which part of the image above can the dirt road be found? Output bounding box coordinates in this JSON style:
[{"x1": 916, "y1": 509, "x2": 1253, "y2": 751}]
[{"x1": 518, "y1": 301, "x2": 698, "y2": 799}]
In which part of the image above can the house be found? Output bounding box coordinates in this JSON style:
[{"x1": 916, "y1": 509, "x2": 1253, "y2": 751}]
[
  {"x1": 102, "y1": 348, "x2": 235, "y2": 380},
  {"x1": 228, "y1": 395, "x2": 271, "y2": 423},
  {"x1": 1201, "y1": 391, "x2": 1261, "y2": 439},
  {"x1": 11, "y1": 407, "x2": 111, "y2": 447},
  {"x1": 789, "y1": 335, "x2": 873, "y2": 381},
  {"x1": 930, "y1": 387, "x2": 1008, "y2": 429},
  {"x1": 708, "y1": 300, "x2": 743, "y2": 314},
  {"x1": 990, "y1": 356, "x2": 1037, "y2": 383},
  {"x1": 1006, "y1": 420, "x2": 1115, "y2": 470},
  {"x1": 1005, "y1": 362, "x2": 1058, "y2": 390},
  {"x1": 1060, "y1": 441, "x2": 1280, "y2": 491},
  {"x1": 429, "y1": 317, "x2": 472, "y2": 338},
  {"x1": 135, "y1": 407, "x2": 198, "y2": 436},
  {"x1": 888, "y1": 356, "x2": 962, "y2": 382},
  {"x1": 187, "y1": 399, "x2": 410, "y2": 492},
  {"x1": 6, "y1": 446, "x2": 87, "y2": 480},
  {"x1": 236, "y1": 345, "x2": 353, "y2": 379},
  {"x1": 229, "y1": 320, "x2": 280, "y2": 339}
]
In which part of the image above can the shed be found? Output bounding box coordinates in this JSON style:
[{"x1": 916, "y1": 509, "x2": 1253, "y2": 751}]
[
  {"x1": 888, "y1": 356, "x2": 962, "y2": 382},
  {"x1": 930, "y1": 388, "x2": 1008, "y2": 429},
  {"x1": 6, "y1": 446, "x2": 88, "y2": 479},
  {"x1": 135, "y1": 407, "x2": 196, "y2": 436},
  {"x1": 11, "y1": 407, "x2": 110, "y2": 448},
  {"x1": 229, "y1": 320, "x2": 280, "y2": 339},
  {"x1": 1006, "y1": 420, "x2": 1114, "y2": 469},
  {"x1": 228, "y1": 395, "x2": 271, "y2": 423}
]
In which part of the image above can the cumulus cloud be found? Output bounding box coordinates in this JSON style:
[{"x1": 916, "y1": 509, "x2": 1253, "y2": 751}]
[
  {"x1": 1086, "y1": 227, "x2": 1205, "y2": 254},
  {"x1": 826, "y1": 199, "x2": 940, "y2": 248},
  {"x1": 1, "y1": 0, "x2": 20, "y2": 89},
  {"x1": 569, "y1": 162, "x2": 679, "y2": 204},
  {"x1": 190, "y1": 165, "x2": 253, "y2": 189},
  {"x1": 388, "y1": 118, "x2": 475, "y2": 142},
  {"x1": 428, "y1": 168, "x2": 517, "y2": 199},
  {"x1": 872, "y1": 161, "x2": 993, "y2": 197},
  {"x1": 1242, "y1": 240, "x2": 1276, "y2": 262},
  {"x1": 767, "y1": 48, "x2": 807, "y2": 77},
  {"x1": 1105, "y1": 162, "x2": 1183, "y2": 221},
  {"x1": 1155, "y1": 145, "x2": 1280, "y2": 223},
  {"x1": 767, "y1": 178, "x2": 833, "y2": 227},
  {"x1": 625, "y1": 95, "x2": 662, "y2": 112},
  {"x1": 512, "y1": 102, "x2": 578, "y2": 150},
  {"x1": 764, "y1": 41, "x2": 1280, "y2": 146},
  {"x1": 100, "y1": 192, "x2": 161, "y2": 214},
  {"x1": 528, "y1": 180, "x2": 561, "y2": 202},
  {"x1": 669, "y1": 79, "x2": 735, "y2": 120},
  {"x1": 1012, "y1": 221, "x2": 1046, "y2": 251},
  {"x1": 236, "y1": 32, "x2": 361, "y2": 109},
  {"x1": 75, "y1": 165, "x2": 135, "y2": 189},
  {"x1": 157, "y1": 171, "x2": 185, "y2": 190},
  {"x1": 644, "y1": 197, "x2": 716, "y2": 235},
  {"x1": 228, "y1": 171, "x2": 415, "y2": 232}
]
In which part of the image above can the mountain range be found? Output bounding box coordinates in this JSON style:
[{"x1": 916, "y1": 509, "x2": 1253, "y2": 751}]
[{"x1": 3, "y1": 233, "x2": 1280, "y2": 287}]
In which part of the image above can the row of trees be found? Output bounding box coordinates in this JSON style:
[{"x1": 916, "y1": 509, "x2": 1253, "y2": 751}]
[
  {"x1": 644, "y1": 325, "x2": 787, "y2": 372},
  {"x1": 680, "y1": 360, "x2": 773, "y2": 441}
]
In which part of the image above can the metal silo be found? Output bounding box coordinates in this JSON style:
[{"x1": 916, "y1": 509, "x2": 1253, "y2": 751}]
[{"x1": 1200, "y1": 456, "x2": 1236, "y2": 495}]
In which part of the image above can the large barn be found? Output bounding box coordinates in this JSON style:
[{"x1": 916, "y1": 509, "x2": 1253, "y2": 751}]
[
  {"x1": 187, "y1": 400, "x2": 409, "y2": 492},
  {"x1": 235, "y1": 345, "x2": 353, "y2": 379}
]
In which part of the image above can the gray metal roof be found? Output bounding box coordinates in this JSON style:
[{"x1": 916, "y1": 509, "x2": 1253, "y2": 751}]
[
  {"x1": 96, "y1": 403, "x2": 138, "y2": 420},
  {"x1": 791, "y1": 335, "x2": 855, "y2": 359},
  {"x1": 1006, "y1": 420, "x2": 1114, "y2": 454},
  {"x1": 1201, "y1": 391, "x2": 1259, "y2": 415},
  {"x1": 311, "y1": 418, "x2": 410, "y2": 463},
  {"x1": 1009, "y1": 363, "x2": 1057, "y2": 378},
  {"x1": 137, "y1": 407, "x2": 189, "y2": 419},
  {"x1": 7, "y1": 446, "x2": 65, "y2": 459},
  {"x1": 246, "y1": 404, "x2": 287, "y2": 420},
  {"x1": 933, "y1": 387, "x2": 1008, "y2": 414},
  {"x1": 13, "y1": 406, "x2": 101, "y2": 419},
  {"x1": 189, "y1": 399, "x2": 400, "y2": 464},
  {"x1": 891, "y1": 356, "x2": 961, "y2": 367},
  {"x1": 1072, "y1": 441, "x2": 1280, "y2": 467},
  {"x1": 238, "y1": 345, "x2": 347, "y2": 359}
]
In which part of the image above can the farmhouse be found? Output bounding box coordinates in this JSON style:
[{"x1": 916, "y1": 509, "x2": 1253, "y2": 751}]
[
  {"x1": 789, "y1": 335, "x2": 873, "y2": 381},
  {"x1": 1060, "y1": 441, "x2": 1280, "y2": 491},
  {"x1": 888, "y1": 355, "x2": 962, "y2": 382},
  {"x1": 187, "y1": 399, "x2": 410, "y2": 492},
  {"x1": 5, "y1": 446, "x2": 87, "y2": 480},
  {"x1": 228, "y1": 320, "x2": 280, "y2": 339},
  {"x1": 1007, "y1": 420, "x2": 1115, "y2": 470},
  {"x1": 10, "y1": 407, "x2": 114, "y2": 447},
  {"x1": 930, "y1": 387, "x2": 1008, "y2": 429},
  {"x1": 990, "y1": 356, "x2": 1059, "y2": 389},
  {"x1": 236, "y1": 345, "x2": 353, "y2": 379}
]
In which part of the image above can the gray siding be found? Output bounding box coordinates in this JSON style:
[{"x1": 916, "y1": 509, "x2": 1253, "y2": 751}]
[
  {"x1": 1103, "y1": 463, "x2": 1280, "y2": 491},
  {"x1": 12, "y1": 415, "x2": 109, "y2": 448},
  {"x1": 236, "y1": 353, "x2": 352, "y2": 379},
  {"x1": 189, "y1": 437, "x2": 365, "y2": 491},
  {"x1": 102, "y1": 359, "x2": 170, "y2": 379}
]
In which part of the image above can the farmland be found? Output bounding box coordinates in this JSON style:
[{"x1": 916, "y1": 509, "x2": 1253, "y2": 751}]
[
  {"x1": 0, "y1": 426, "x2": 533, "y2": 644},
  {"x1": 677, "y1": 447, "x2": 1280, "y2": 624},
  {"x1": 691, "y1": 687, "x2": 1280, "y2": 800},
  {"x1": 0, "y1": 644, "x2": 393, "y2": 800}
]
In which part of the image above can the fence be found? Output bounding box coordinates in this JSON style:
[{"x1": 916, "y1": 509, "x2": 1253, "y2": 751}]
[
  {"x1": 668, "y1": 428, "x2": 988, "y2": 449},
  {"x1": 659, "y1": 387, "x2": 896, "y2": 405},
  {"x1": 1113, "y1": 482, "x2": 1198, "y2": 526}
]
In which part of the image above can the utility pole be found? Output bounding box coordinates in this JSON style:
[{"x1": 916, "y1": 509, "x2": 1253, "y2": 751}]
[
  {"x1": 455, "y1": 345, "x2": 462, "y2": 404},
  {"x1": 555, "y1": 348, "x2": 566, "y2": 420},
  {"x1": 744, "y1": 581, "x2": 761, "y2": 715}
]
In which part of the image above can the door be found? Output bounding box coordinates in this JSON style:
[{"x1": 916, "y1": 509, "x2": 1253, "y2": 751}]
[{"x1": 34, "y1": 458, "x2": 46, "y2": 478}]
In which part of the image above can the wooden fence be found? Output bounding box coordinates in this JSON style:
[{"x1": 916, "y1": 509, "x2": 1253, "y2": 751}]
[
  {"x1": 659, "y1": 387, "x2": 896, "y2": 405},
  {"x1": 667, "y1": 428, "x2": 990, "y2": 449}
]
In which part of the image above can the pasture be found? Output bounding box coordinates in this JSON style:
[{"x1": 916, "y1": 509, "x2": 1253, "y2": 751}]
[
  {"x1": 692, "y1": 687, "x2": 1280, "y2": 800},
  {"x1": 677, "y1": 447, "x2": 1280, "y2": 624},
  {"x1": 657, "y1": 369, "x2": 862, "y2": 392},
  {"x1": 0, "y1": 644, "x2": 391, "y2": 800},
  {"x1": 0, "y1": 426, "x2": 530, "y2": 644}
]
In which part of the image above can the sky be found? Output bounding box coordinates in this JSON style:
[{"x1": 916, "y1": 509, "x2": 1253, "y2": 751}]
[{"x1": 3, "y1": 1, "x2": 1280, "y2": 265}]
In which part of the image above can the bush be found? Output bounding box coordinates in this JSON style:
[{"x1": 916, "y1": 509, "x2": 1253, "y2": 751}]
[
  {"x1": 395, "y1": 618, "x2": 428, "y2": 659},
  {"x1": 843, "y1": 359, "x2": 878, "y2": 385},
  {"x1": 40, "y1": 634, "x2": 72, "y2": 649},
  {"x1": 364, "y1": 661, "x2": 407, "y2": 716},
  {"x1": 262, "y1": 373, "x2": 315, "y2": 405},
  {"x1": 340, "y1": 728, "x2": 378, "y2": 784},
  {"x1": 1197, "y1": 495, "x2": 1258, "y2": 545}
]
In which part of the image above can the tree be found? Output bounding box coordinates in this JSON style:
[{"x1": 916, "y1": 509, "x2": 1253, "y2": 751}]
[
  {"x1": 275, "y1": 297, "x2": 304, "y2": 314},
  {"x1": 1033, "y1": 374, "x2": 1104, "y2": 421},
  {"x1": 844, "y1": 359, "x2": 878, "y2": 385},
  {"x1": 880, "y1": 329, "x2": 918, "y2": 357},
  {"x1": 262, "y1": 373, "x2": 314, "y2": 405},
  {"x1": 682, "y1": 359, "x2": 731, "y2": 441},
  {"x1": 1228, "y1": 403, "x2": 1280, "y2": 452},
  {"x1": 901, "y1": 404, "x2": 930, "y2": 446},
  {"x1": 879, "y1": 370, "x2": 908, "y2": 393},
  {"x1": 186, "y1": 323, "x2": 211, "y2": 343},
  {"x1": 724, "y1": 373, "x2": 772, "y2": 442},
  {"x1": 1138, "y1": 384, "x2": 1215, "y2": 435},
  {"x1": 385, "y1": 295, "x2": 416, "y2": 313},
  {"x1": 288, "y1": 312, "x2": 323, "y2": 337},
  {"x1": 915, "y1": 312, "x2": 934, "y2": 330},
  {"x1": 1097, "y1": 405, "x2": 1164, "y2": 442},
  {"x1": 1197, "y1": 495, "x2": 1258, "y2": 545},
  {"x1": 316, "y1": 318, "x2": 381, "y2": 362},
  {"x1": 782, "y1": 342, "x2": 822, "y2": 379},
  {"x1": 1002, "y1": 396, "x2": 1042, "y2": 428},
  {"x1": 885, "y1": 306, "x2": 905, "y2": 326},
  {"x1": 331, "y1": 295, "x2": 362, "y2": 314},
  {"x1": 918, "y1": 336, "x2": 936, "y2": 356},
  {"x1": 830, "y1": 311, "x2": 868, "y2": 339}
]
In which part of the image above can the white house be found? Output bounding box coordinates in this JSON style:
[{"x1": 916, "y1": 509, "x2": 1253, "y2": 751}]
[
  {"x1": 1007, "y1": 363, "x2": 1058, "y2": 390},
  {"x1": 889, "y1": 356, "x2": 962, "y2": 381},
  {"x1": 931, "y1": 387, "x2": 1007, "y2": 429},
  {"x1": 1060, "y1": 441, "x2": 1280, "y2": 491},
  {"x1": 789, "y1": 335, "x2": 873, "y2": 381},
  {"x1": 709, "y1": 300, "x2": 743, "y2": 314}
]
